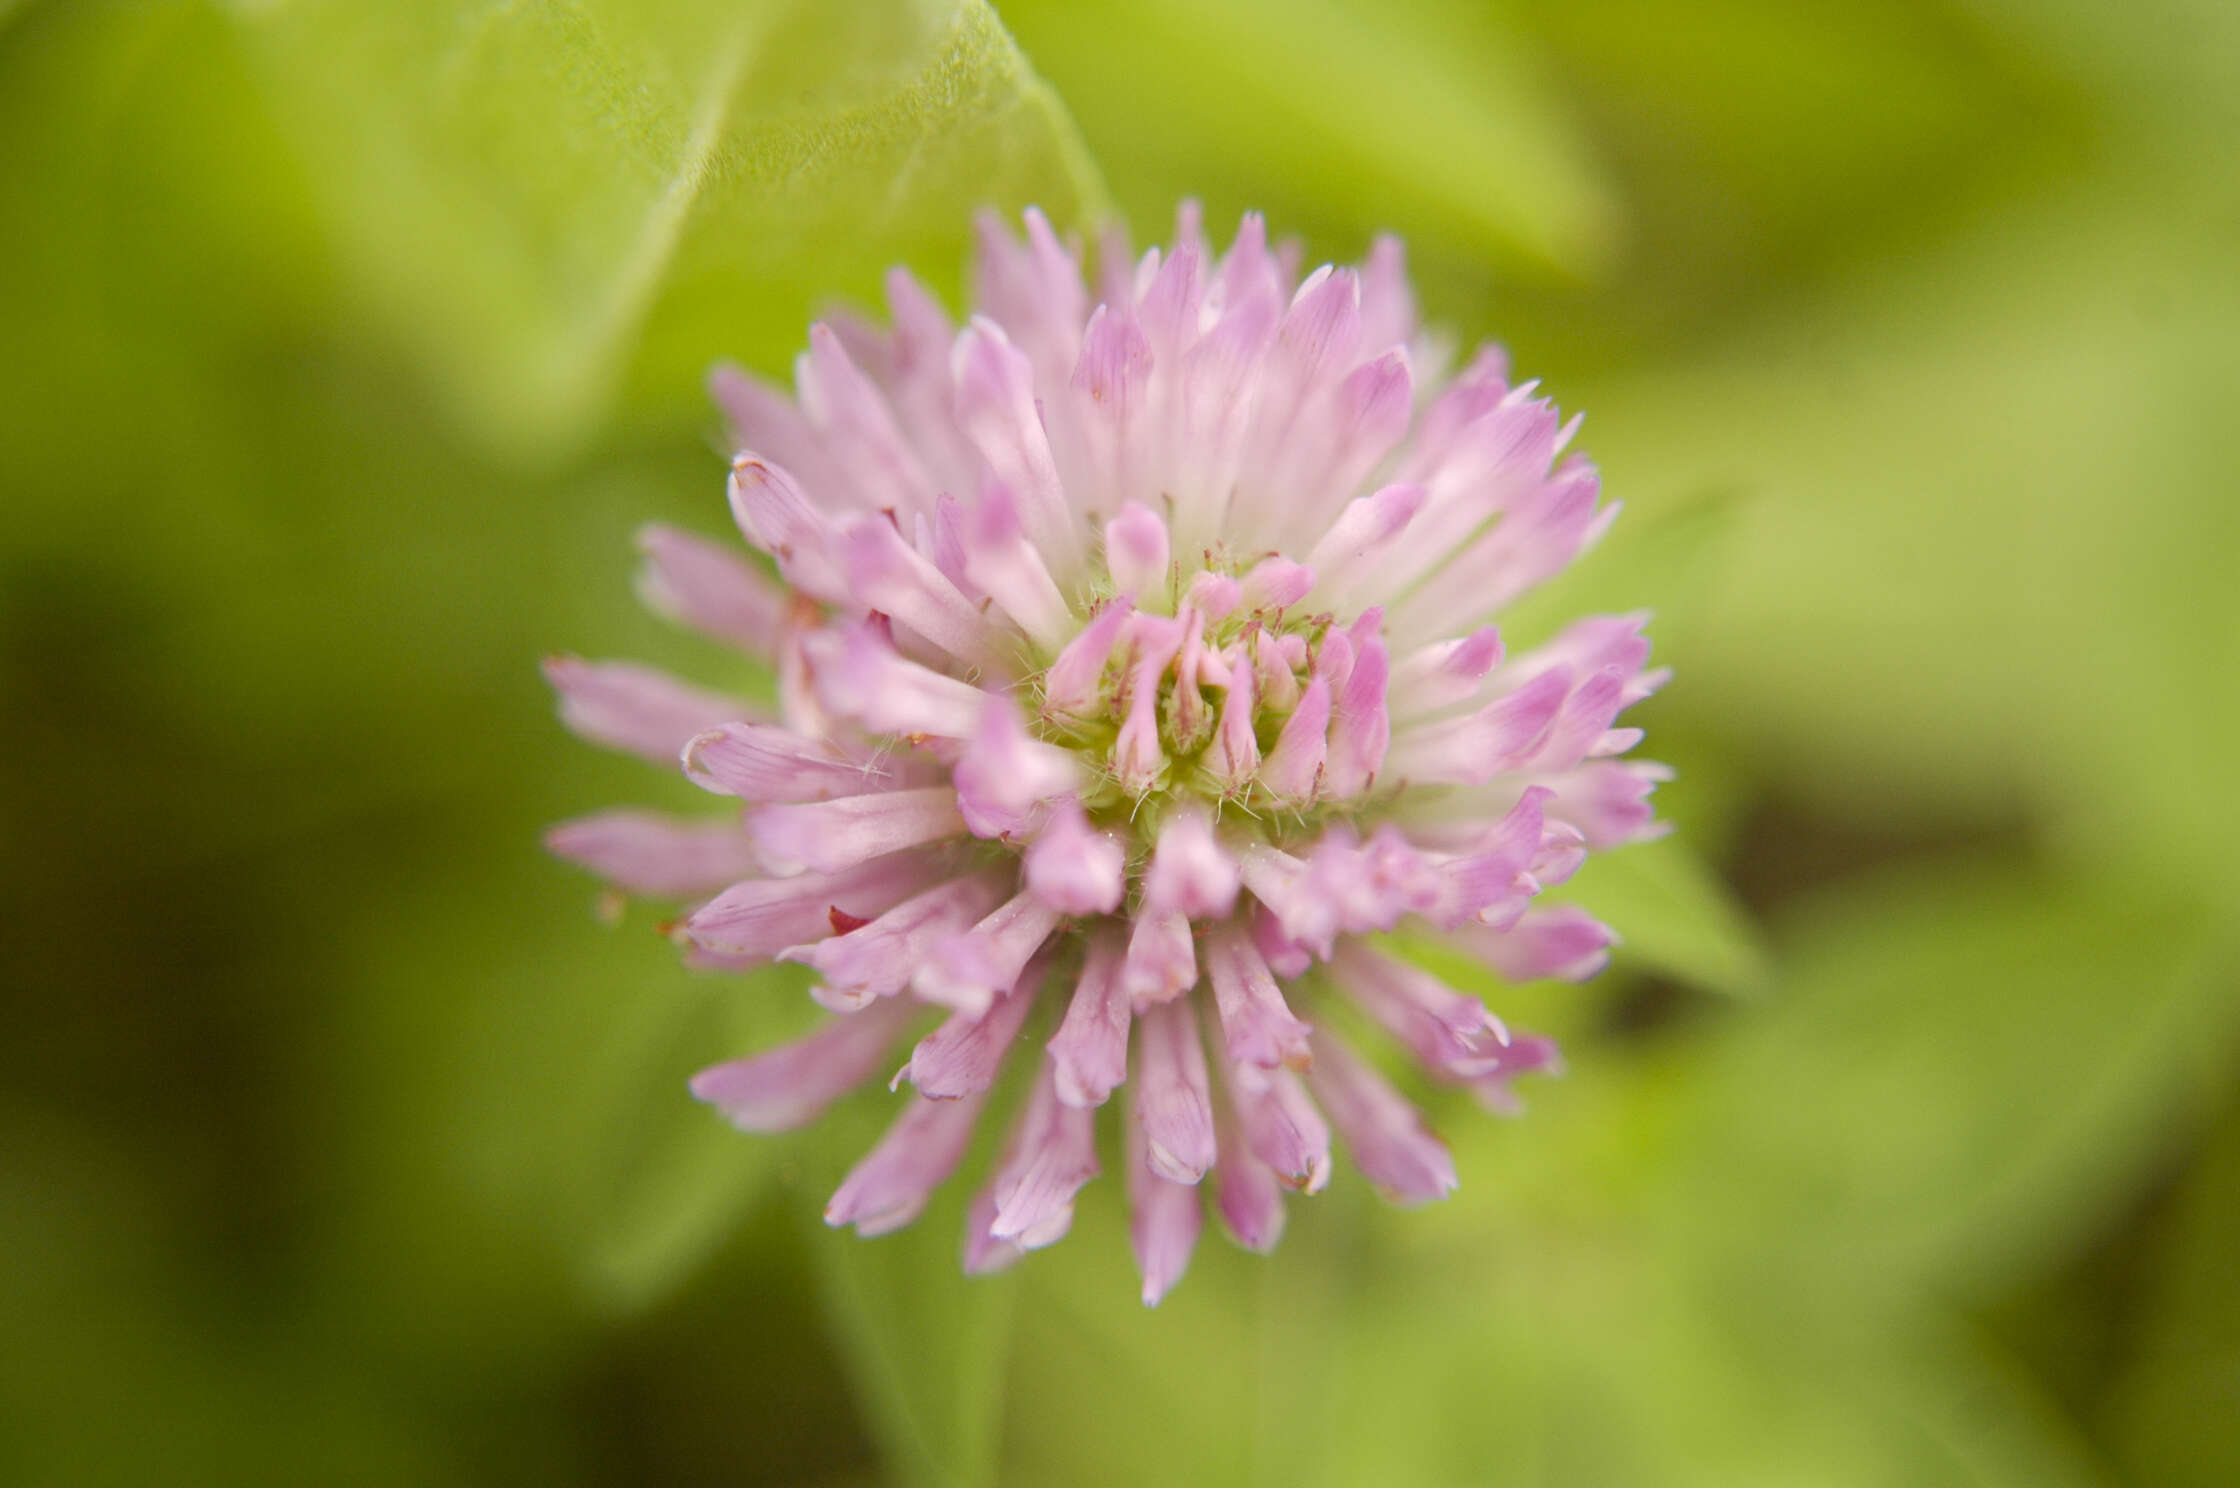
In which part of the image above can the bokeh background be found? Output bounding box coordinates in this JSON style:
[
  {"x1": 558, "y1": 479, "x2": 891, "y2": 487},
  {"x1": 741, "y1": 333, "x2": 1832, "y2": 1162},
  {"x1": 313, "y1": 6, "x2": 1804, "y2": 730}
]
[{"x1": 5, "y1": 1, "x2": 2236, "y2": 1483}]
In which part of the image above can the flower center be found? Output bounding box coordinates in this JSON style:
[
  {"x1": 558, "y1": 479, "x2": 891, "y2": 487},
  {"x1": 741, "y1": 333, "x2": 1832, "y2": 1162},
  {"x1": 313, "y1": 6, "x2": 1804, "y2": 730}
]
[{"x1": 1026, "y1": 556, "x2": 1391, "y2": 853}]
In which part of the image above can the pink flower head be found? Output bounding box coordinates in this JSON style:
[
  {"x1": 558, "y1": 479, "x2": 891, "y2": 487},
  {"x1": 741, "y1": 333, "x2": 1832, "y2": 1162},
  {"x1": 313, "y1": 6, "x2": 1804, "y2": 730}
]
[{"x1": 550, "y1": 206, "x2": 1668, "y2": 1303}]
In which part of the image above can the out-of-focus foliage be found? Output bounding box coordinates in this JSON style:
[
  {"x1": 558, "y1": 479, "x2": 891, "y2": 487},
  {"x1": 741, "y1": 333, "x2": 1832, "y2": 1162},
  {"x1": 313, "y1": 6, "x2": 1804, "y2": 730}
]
[
  {"x1": 3, "y1": 0, "x2": 2235, "y2": 1485},
  {"x1": 998, "y1": 0, "x2": 1621, "y2": 280},
  {"x1": 230, "y1": 0, "x2": 1101, "y2": 455}
]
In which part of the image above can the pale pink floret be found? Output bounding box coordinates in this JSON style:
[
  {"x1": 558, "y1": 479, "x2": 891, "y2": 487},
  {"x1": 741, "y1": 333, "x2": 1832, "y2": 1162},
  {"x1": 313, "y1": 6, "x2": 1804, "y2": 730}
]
[
  {"x1": 1224, "y1": 1060, "x2": 1332, "y2": 1193},
  {"x1": 984, "y1": 1059, "x2": 1101, "y2": 1248},
  {"x1": 1022, "y1": 799, "x2": 1127, "y2": 915},
  {"x1": 693, "y1": 997, "x2": 917, "y2": 1132},
  {"x1": 549, "y1": 206, "x2": 1670, "y2": 1301},
  {"x1": 544, "y1": 656, "x2": 753, "y2": 764},
  {"x1": 898, "y1": 957, "x2": 1044, "y2": 1100},
  {"x1": 1047, "y1": 931, "x2": 1130, "y2": 1107},
  {"x1": 546, "y1": 810, "x2": 762, "y2": 899},
  {"x1": 1126, "y1": 1100, "x2": 1204, "y2": 1305},
  {"x1": 1133, "y1": 998, "x2": 1219, "y2": 1184}
]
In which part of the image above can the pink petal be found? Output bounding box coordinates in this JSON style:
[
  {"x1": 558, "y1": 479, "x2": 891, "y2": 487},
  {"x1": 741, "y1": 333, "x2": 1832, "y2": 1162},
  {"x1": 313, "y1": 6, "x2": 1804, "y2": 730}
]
[
  {"x1": 1104, "y1": 501, "x2": 1171, "y2": 603},
  {"x1": 1502, "y1": 612, "x2": 1655, "y2": 694},
  {"x1": 1294, "y1": 829, "x2": 1405, "y2": 936},
  {"x1": 988, "y1": 1059, "x2": 1100, "y2": 1247},
  {"x1": 1165, "y1": 609, "x2": 1215, "y2": 755},
  {"x1": 796, "y1": 322, "x2": 937, "y2": 521},
  {"x1": 1302, "y1": 482, "x2": 1428, "y2": 609},
  {"x1": 837, "y1": 514, "x2": 1011, "y2": 673},
  {"x1": 826, "y1": 1090, "x2": 987, "y2": 1236},
  {"x1": 1023, "y1": 798, "x2": 1127, "y2": 915},
  {"x1": 1307, "y1": 347, "x2": 1413, "y2": 527},
  {"x1": 1390, "y1": 626, "x2": 1505, "y2": 719},
  {"x1": 785, "y1": 869, "x2": 1011, "y2": 1006},
  {"x1": 1213, "y1": 1142, "x2": 1288, "y2": 1254},
  {"x1": 1533, "y1": 820, "x2": 1589, "y2": 890},
  {"x1": 684, "y1": 722, "x2": 894, "y2": 803},
  {"x1": 749, "y1": 787, "x2": 965, "y2": 877},
  {"x1": 1256, "y1": 674, "x2": 1331, "y2": 802},
  {"x1": 1357, "y1": 232, "x2": 1417, "y2": 352},
  {"x1": 912, "y1": 889, "x2": 1064, "y2": 1015},
  {"x1": 680, "y1": 848, "x2": 947, "y2": 961},
  {"x1": 1538, "y1": 760, "x2": 1672, "y2": 848},
  {"x1": 1305, "y1": 1033, "x2": 1457, "y2": 1204},
  {"x1": 877, "y1": 269, "x2": 981, "y2": 492},
  {"x1": 1516, "y1": 667, "x2": 1630, "y2": 775},
  {"x1": 691, "y1": 998, "x2": 916, "y2": 1131},
  {"x1": 546, "y1": 810, "x2": 760, "y2": 899},
  {"x1": 1451, "y1": 905, "x2": 1618, "y2": 983},
  {"x1": 1135, "y1": 240, "x2": 1204, "y2": 362},
  {"x1": 952, "y1": 695, "x2": 1078, "y2": 840},
  {"x1": 1041, "y1": 598, "x2": 1134, "y2": 720},
  {"x1": 807, "y1": 622, "x2": 985, "y2": 738},
  {"x1": 1126, "y1": 1099, "x2": 1203, "y2": 1305},
  {"x1": 1209, "y1": 652, "x2": 1261, "y2": 788},
  {"x1": 1186, "y1": 570, "x2": 1241, "y2": 621},
  {"x1": 1169, "y1": 288, "x2": 1279, "y2": 557},
  {"x1": 635, "y1": 524, "x2": 785, "y2": 655},
  {"x1": 1237, "y1": 844, "x2": 1339, "y2": 961},
  {"x1": 544, "y1": 656, "x2": 752, "y2": 765},
  {"x1": 952, "y1": 317, "x2": 1082, "y2": 577},
  {"x1": 972, "y1": 206, "x2": 1087, "y2": 389},
  {"x1": 1467, "y1": 1034, "x2": 1565, "y2": 1113},
  {"x1": 1204, "y1": 923, "x2": 1314, "y2": 1072},
  {"x1": 1251, "y1": 627, "x2": 1303, "y2": 713},
  {"x1": 1225, "y1": 1060, "x2": 1332, "y2": 1194},
  {"x1": 1395, "y1": 460, "x2": 1610, "y2": 631},
  {"x1": 1134, "y1": 999, "x2": 1217, "y2": 1183},
  {"x1": 961, "y1": 1182, "x2": 1026, "y2": 1275},
  {"x1": 1384, "y1": 666, "x2": 1570, "y2": 786},
  {"x1": 1121, "y1": 907, "x2": 1198, "y2": 1009},
  {"x1": 1216, "y1": 210, "x2": 1281, "y2": 307},
  {"x1": 1251, "y1": 904, "x2": 1315, "y2": 979},
  {"x1": 1324, "y1": 634, "x2": 1391, "y2": 799},
  {"x1": 1376, "y1": 390, "x2": 1565, "y2": 607},
  {"x1": 1329, "y1": 941, "x2": 1509, "y2": 1080},
  {"x1": 1237, "y1": 556, "x2": 1314, "y2": 614},
  {"x1": 1210, "y1": 1066, "x2": 1296, "y2": 1250},
  {"x1": 1269, "y1": 266, "x2": 1363, "y2": 412},
  {"x1": 726, "y1": 455, "x2": 850, "y2": 605},
  {"x1": 898, "y1": 956, "x2": 1045, "y2": 1099},
  {"x1": 1047, "y1": 931, "x2": 1131, "y2": 1108},
  {"x1": 1069, "y1": 306, "x2": 1154, "y2": 517},
  {"x1": 1143, "y1": 806, "x2": 1241, "y2": 918},
  {"x1": 959, "y1": 482, "x2": 1074, "y2": 652},
  {"x1": 709, "y1": 361, "x2": 824, "y2": 476},
  {"x1": 1402, "y1": 787, "x2": 1555, "y2": 929},
  {"x1": 1109, "y1": 613, "x2": 1187, "y2": 795}
]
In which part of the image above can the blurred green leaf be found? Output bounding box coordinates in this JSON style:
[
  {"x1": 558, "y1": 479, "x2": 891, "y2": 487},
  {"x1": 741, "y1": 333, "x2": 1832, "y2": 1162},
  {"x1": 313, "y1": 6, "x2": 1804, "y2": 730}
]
[
  {"x1": 1682, "y1": 860, "x2": 2233, "y2": 1292},
  {"x1": 997, "y1": 1178, "x2": 1380, "y2": 1488},
  {"x1": 998, "y1": 0, "x2": 1618, "y2": 278},
  {"x1": 1513, "y1": 0, "x2": 2078, "y2": 279},
  {"x1": 2109, "y1": 1083, "x2": 2240, "y2": 1487},
  {"x1": 1559, "y1": 835, "x2": 1772, "y2": 998},
  {"x1": 0, "y1": 1113, "x2": 480, "y2": 1486},
  {"x1": 222, "y1": 0, "x2": 1103, "y2": 456},
  {"x1": 812, "y1": 1196, "x2": 1019, "y2": 1488},
  {"x1": 579, "y1": 966, "x2": 808, "y2": 1313},
  {"x1": 1574, "y1": 160, "x2": 2240, "y2": 893},
  {"x1": 1957, "y1": 0, "x2": 2240, "y2": 145}
]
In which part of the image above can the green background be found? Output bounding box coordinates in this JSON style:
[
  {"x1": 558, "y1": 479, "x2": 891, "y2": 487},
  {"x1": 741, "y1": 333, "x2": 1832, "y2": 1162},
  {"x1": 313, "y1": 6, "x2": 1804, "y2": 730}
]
[{"x1": 4, "y1": 1, "x2": 2235, "y2": 1483}]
